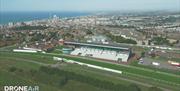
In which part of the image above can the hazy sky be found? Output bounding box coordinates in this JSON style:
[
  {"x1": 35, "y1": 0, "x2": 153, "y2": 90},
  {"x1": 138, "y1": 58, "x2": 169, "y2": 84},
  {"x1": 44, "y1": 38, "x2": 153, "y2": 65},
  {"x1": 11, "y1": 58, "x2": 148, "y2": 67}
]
[{"x1": 0, "y1": 0, "x2": 180, "y2": 12}]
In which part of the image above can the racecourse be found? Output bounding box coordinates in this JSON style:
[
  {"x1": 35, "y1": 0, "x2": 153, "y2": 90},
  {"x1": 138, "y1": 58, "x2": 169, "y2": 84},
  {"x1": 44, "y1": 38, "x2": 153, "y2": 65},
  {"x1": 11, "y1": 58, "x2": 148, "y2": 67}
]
[{"x1": 0, "y1": 51, "x2": 180, "y2": 91}]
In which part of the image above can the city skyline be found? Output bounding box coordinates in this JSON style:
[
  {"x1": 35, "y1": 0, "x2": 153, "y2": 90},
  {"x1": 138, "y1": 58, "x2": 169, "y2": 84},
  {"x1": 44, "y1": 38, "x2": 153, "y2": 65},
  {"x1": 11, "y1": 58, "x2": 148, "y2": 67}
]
[{"x1": 0, "y1": 0, "x2": 180, "y2": 12}]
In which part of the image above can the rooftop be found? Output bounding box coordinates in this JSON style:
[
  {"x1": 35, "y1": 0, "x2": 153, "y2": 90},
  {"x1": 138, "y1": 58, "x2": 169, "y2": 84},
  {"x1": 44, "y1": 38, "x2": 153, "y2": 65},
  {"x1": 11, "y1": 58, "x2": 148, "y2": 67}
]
[{"x1": 65, "y1": 41, "x2": 130, "y2": 50}]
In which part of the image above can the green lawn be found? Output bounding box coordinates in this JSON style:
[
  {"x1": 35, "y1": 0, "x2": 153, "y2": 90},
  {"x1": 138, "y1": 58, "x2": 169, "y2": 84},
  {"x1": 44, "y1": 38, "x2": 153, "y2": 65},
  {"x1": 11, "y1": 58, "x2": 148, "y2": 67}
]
[
  {"x1": 0, "y1": 53, "x2": 110, "y2": 91},
  {"x1": 61, "y1": 80, "x2": 110, "y2": 91},
  {"x1": 0, "y1": 44, "x2": 18, "y2": 51},
  {"x1": 0, "y1": 51, "x2": 179, "y2": 91},
  {"x1": 51, "y1": 49, "x2": 63, "y2": 54},
  {"x1": 60, "y1": 63, "x2": 131, "y2": 85},
  {"x1": 51, "y1": 54, "x2": 180, "y2": 84},
  {"x1": 0, "y1": 58, "x2": 56, "y2": 91},
  {"x1": 0, "y1": 52, "x2": 56, "y2": 64}
]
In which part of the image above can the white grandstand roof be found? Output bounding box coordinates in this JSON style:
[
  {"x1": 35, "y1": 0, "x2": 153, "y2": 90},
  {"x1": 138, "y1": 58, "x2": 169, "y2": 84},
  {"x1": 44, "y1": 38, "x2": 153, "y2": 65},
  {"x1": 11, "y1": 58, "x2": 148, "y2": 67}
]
[{"x1": 65, "y1": 41, "x2": 130, "y2": 50}]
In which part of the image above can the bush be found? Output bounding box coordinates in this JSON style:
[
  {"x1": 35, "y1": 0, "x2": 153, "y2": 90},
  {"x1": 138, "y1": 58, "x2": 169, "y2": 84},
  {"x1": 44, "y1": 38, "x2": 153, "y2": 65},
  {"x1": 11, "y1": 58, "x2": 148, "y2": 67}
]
[
  {"x1": 18, "y1": 69, "x2": 24, "y2": 73},
  {"x1": 59, "y1": 76, "x2": 68, "y2": 87},
  {"x1": 128, "y1": 84, "x2": 141, "y2": 91},
  {"x1": 11, "y1": 25, "x2": 48, "y2": 30},
  {"x1": 39, "y1": 66, "x2": 141, "y2": 91},
  {"x1": 141, "y1": 52, "x2": 145, "y2": 57},
  {"x1": 9, "y1": 66, "x2": 17, "y2": 72},
  {"x1": 148, "y1": 87, "x2": 163, "y2": 91},
  {"x1": 151, "y1": 37, "x2": 170, "y2": 45},
  {"x1": 29, "y1": 69, "x2": 38, "y2": 76},
  {"x1": 107, "y1": 33, "x2": 137, "y2": 44}
]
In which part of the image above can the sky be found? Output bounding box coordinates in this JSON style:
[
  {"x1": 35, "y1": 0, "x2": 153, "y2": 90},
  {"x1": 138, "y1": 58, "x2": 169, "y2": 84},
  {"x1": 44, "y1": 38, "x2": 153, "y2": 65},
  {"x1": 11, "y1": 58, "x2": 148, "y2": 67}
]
[{"x1": 0, "y1": 0, "x2": 180, "y2": 12}]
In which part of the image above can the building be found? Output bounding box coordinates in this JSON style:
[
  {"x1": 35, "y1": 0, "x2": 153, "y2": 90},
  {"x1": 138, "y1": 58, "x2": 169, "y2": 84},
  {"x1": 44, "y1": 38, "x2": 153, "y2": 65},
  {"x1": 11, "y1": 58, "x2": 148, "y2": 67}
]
[
  {"x1": 85, "y1": 35, "x2": 109, "y2": 44},
  {"x1": 63, "y1": 41, "x2": 132, "y2": 62}
]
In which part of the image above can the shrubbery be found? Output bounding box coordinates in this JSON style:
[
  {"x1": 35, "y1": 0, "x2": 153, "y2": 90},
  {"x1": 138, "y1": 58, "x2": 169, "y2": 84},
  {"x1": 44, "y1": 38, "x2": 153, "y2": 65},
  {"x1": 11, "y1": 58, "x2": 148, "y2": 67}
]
[
  {"x1": 148, "y1": 87, "x2": 163, "y2": 91},
  {"x1": 8, "y1": 66, "x2": 142, "y2": 91},
  {"x1": 39, "y1": 66, "x2": 141, "y2": 91},
  {"x1": 11, "y1": 26, "x2": 48, "y2": 30},
  {"x1": 9, "y1": 66, "x2": 17, "y2": 72},
  {"x1": 107, "y1": 33, "x2": 137, "y2": 44}
]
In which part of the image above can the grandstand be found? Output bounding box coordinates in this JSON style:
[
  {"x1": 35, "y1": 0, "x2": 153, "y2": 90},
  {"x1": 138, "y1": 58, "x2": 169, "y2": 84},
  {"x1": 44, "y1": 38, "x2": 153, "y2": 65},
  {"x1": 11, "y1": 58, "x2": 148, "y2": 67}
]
[{"x1": 64, "y1": 41, "x2": 132, "y2": 62}]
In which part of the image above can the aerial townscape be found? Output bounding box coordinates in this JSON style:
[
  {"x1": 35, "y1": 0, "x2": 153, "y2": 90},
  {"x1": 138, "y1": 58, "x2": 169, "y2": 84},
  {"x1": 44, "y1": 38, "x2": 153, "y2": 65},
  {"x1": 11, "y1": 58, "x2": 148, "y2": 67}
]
[{"x1": 0, "y1": 0, "x2": 180, "y2": 91}]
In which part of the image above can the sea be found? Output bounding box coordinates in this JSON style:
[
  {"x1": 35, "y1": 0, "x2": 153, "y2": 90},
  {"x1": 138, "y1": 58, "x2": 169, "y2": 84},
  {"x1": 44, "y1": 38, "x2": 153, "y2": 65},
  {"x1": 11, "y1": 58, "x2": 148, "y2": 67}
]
[{"x1": 0, "y1": 11, "x2": 91, "y2": 25}]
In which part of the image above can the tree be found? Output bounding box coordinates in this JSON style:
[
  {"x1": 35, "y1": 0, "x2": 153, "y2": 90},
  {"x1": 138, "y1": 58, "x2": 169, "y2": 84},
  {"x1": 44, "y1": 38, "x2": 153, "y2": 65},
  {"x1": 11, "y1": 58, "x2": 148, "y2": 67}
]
[
  {"x1": 86, "y1": 30, "x2": 93, "y2": 35},
  {"x1": 107, "y1": 34, "x2": 137, "y2": 44},
  {"x1": 141, "y1": 52, "x2": 145, "y2": 58},
  {"x1": 152, "y1": 37, "x2": 169, "y2": 45}
]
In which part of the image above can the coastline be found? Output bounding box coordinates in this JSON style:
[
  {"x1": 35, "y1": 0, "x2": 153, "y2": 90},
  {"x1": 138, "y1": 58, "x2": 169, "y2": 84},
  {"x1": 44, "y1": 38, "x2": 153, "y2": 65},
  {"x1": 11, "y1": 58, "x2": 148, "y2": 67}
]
[{"x1": 0, "y1": 11, "x2": 91, "y2": 25}]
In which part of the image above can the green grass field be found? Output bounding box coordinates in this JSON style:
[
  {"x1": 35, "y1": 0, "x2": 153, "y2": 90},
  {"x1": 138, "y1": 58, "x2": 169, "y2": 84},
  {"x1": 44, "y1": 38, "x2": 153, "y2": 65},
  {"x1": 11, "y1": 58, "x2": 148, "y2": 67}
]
[
  {"x1": 0, "y1": 51, "x2": 179, "y2": 91},
  {"x1": 51, "y1": 54, "x2": 180, "y2": 84},
  {"x1": 0, "y1": 52, "x2": 112, "y2": 91},
  {"x1": 43, "y1": 53, "x2": 180, "y2": 90}
]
